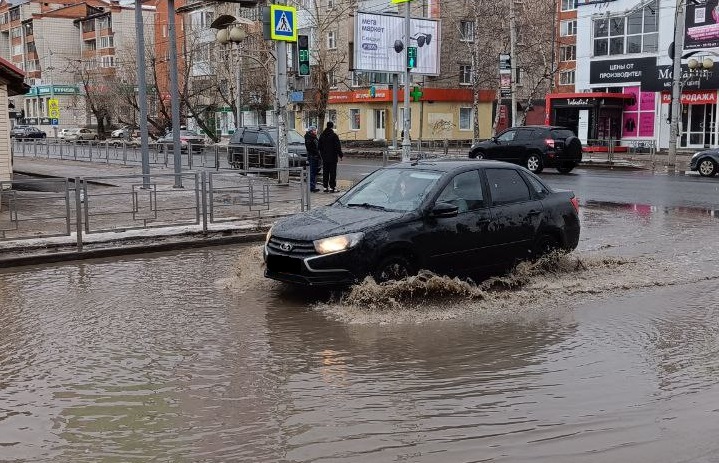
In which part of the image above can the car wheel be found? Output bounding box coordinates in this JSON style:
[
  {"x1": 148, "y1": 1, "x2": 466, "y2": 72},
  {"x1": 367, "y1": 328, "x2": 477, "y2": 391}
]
[
  {"x1": 556, "y1": 162, "x2": 576, "y2": 174},
  {"x1": 372, "y1": 254, "x2": 415, "y2": 283},
  {"x1": 532, "y1": 234, "x2": 561, "y2": 258},
  {"x1": 698, "y1": 158, "x2": 717, "y2": 177},
  {"x1": 469, "y1": 149, "x2": 484, "y2": 160},
  {"x1": 526, "y1": 153, "x2": 544, "y2": 174}
]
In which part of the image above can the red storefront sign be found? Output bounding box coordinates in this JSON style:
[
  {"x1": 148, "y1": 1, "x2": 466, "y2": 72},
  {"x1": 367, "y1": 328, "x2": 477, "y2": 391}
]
[{"x1": 661, "y1": 91, "x2": 717, "y2": 105}]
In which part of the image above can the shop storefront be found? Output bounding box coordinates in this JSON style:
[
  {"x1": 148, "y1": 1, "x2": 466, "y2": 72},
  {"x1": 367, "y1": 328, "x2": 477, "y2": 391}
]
[{"x1": 325, "y1": 88, "x2": 495, "y2": 142}]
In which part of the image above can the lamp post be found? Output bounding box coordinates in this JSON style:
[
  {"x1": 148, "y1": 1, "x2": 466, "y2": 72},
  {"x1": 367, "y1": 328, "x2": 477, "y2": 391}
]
[{"x1": 216, "y1": 25, "x2": 246, "y2": 133}]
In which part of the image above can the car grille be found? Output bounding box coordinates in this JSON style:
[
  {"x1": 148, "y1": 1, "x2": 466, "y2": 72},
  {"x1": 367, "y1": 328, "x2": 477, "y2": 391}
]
[{"x1": 267, "y1": 236, "x2": 317, "y2": 257}]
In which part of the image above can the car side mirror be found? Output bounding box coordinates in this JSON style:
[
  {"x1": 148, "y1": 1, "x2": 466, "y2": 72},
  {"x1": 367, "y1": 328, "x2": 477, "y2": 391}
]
[{"x1": 431, "y1": 202, "x2": 459, "y2": 218}]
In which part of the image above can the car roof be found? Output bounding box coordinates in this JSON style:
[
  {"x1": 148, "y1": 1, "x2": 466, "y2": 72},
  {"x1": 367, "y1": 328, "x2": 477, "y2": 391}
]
[{"x1": 386, "y1": 159, "x2": 521, "y2": 173}]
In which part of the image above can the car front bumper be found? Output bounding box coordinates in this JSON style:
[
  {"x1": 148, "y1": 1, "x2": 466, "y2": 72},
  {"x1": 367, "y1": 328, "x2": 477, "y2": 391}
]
[
  {"x1": 263, "y1": 246, "x2": 365, "y2": 286},
  {"x1": 689, "y1": 157, "x2": 699, "y2": 170}
]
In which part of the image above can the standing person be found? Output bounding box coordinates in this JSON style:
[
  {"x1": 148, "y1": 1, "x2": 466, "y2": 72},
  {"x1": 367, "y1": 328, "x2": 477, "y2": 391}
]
[
  {"x1": 318, "y1": 121, "x2": 343, "y2": 193},
  {"x1": 304, "y1": 126, "x2": 321, "y2": 192}
]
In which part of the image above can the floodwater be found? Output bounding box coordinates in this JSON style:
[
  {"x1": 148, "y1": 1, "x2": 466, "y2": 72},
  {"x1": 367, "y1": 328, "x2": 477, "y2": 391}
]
[{"x1": 1, "y1": 202, "x2": 719, "y2": 462}]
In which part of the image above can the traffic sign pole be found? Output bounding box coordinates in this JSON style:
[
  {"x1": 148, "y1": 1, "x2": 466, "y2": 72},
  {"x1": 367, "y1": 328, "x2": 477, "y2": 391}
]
[{"x1": 402, "y1": 0, "x2": 411, "y2": 162}]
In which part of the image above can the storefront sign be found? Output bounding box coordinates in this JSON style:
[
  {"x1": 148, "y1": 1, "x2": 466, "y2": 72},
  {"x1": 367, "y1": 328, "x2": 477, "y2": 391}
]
[
  {"x1": 661, "y1": 91, "x2": 718, "y2": 105},
  {"x1": 26, "y1": 85, "x2": 80, "y2": 96},
  {"x1": 685, "y1": 0, "x2": 719, "y2": 50},
  {"x1": 590, "y1": 57, "x2": 656, "y2": 85},
  {"x1": 644, "y1": 64, "x2": 719, "y2": 91}
]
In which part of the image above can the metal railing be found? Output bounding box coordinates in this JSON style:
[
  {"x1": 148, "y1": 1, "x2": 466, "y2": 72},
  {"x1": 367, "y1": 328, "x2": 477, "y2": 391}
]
[{"x1": 1, "y1": 168, "x2": 309, "y2": 252}]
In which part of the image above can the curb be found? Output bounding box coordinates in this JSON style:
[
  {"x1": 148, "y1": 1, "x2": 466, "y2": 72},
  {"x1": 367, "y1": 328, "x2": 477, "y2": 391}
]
[{"x1": 0, "y1": 232, "x2": 267, "y2": 269}]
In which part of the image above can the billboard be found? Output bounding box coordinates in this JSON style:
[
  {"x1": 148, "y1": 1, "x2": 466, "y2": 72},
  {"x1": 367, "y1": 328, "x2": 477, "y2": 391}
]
[
  {"x1": 685, "y1": 0, "x2": 719, "y2": 50},
  {"x1": 354, "y1": 12, "x2": 440, "y2": 75}
]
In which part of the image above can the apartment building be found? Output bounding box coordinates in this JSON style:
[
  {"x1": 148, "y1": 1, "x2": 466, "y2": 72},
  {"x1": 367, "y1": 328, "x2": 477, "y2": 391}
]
[
  {"x1": 555, "y1": 0, "x2": 578, "y2": 93},
  {"x1": 0, "y1": 0, "x2": 153, "y2": 133}
]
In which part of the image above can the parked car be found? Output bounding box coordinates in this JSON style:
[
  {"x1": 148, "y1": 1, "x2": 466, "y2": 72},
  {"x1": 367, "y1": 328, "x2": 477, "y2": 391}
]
[
  {"x1": 469, "y1": 125, "x2": 583, "y2": 174},
  {"x1": 156, "y1": 129, "x2": 205, "y2": 151},
  {"x1": 58, "y1": 128, "x2": 73, "y2": 139},
  {"x1": 689, "y1": 149, "x2": 719, "y2": 177},
  {"x1": 264, "y1": 160, "x2": 581, "y2": 286},
  {"x1": 10, "y1": 125, "x2": 46, "y2": 139},
  {"x1": 228, "y1": 126, "x2": 307, "y2": 169},
  {"x1": 65, "y1": 128, "x2": 98, "y2": 141},
  {"x1": 111, "y1": 126, "x2": 138, "y2": 139}
]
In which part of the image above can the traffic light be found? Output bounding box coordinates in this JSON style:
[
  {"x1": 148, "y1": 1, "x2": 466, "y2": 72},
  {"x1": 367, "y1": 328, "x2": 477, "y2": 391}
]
[
  {"x1": 407, "y1": 46, "x2": 417, "y2": 69},
  {"x1": 298, "y1": 34, "x2": 310, "y2": 76}
]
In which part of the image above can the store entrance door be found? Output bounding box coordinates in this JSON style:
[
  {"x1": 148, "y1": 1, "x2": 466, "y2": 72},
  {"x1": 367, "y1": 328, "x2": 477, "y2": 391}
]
[
  {"x1": 681, "y1": 103, "x2": 717, "y2": 148},
  {"x1": 374, "y1": 110, "x2": 386, "y2": 140}
]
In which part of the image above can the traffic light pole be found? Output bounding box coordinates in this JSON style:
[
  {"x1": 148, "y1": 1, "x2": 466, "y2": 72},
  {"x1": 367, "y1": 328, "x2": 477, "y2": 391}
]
[
  {"x1": 168, "y1": 0, "x2": 183, "y2": 188},
  {"x1": 401, "y1": 0, "x2": 411, "y2": 162},
  {"x1": 135, "y1": 0, "x2": 150, "y2": 188},
  {"x1": 277, "y1": 39, "x2": 290, "y2": 184}
]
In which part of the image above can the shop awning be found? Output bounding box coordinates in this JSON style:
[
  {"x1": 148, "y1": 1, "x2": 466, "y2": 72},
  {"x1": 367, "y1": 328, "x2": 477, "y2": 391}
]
[{"x1": 546, "y1": 92, "x2": 636, "y2": 109}]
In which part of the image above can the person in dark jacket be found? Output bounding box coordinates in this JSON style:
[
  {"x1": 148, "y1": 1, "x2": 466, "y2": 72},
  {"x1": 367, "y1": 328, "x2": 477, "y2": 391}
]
[
  {"x1": 304, "y1": 126, "x2": 321, "y2": 192},
  {"x1": 318, "y1": 121, "x2": 343, "y2": 193}
]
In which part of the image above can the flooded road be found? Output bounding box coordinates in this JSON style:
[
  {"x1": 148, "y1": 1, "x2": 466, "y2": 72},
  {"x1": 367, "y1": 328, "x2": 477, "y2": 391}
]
[{"x1": 2, "y1": 201, "x2": 719, "y2": 462}]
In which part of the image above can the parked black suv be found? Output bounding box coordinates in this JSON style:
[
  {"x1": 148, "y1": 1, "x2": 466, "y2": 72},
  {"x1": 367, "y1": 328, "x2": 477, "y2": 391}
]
[
  {"x1": 264, "y1": 160, "x2": 580, "y2": 286},
  {"x1": 228, "y1": 126, "x2": 307, "y2": 169},
  {"x1": 469, "y1": 126, "x2": 582, "y2": 174}
]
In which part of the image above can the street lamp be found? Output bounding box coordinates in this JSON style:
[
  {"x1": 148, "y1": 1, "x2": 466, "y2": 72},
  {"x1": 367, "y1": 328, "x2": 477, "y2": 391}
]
[{"x1": 215, "y1": 24, "x2": 246, "y2": 132}]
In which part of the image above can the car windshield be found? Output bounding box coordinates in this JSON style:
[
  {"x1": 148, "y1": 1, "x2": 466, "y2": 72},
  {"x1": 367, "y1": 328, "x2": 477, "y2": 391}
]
[
  {"x1": 180, "y1": 130, "x2": 200, "y2": 137},
  {"x1": 338, "y1": 168, "x2": 443, "y2": 212},
  {"x1": 267, "y1": 130, "x2": 304, "y2": 144},
  {"x1": 551, "y1": 129, "x2": 575, "y2": 139}
]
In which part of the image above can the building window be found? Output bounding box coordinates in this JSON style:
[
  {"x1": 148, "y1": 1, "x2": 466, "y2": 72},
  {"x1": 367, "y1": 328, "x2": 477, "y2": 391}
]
[
  {"x1": 10, "y1": 27, "x2": 21, "y2": 38},
  {"x1": 459, "y1": 107, "x2": 473, "y2": 131},
  {"x1": 23, "y1": 22, "x2": 33, "y2": 36},
  {"x1": 190, "y1": 10, "x2": 214, "y2": 29},
  {"x1": 594, "y1": 1, "x2": 657, "y2": 56},
  {"x1": 560, "y1": 20, "x2": 577, "y2": 37},
  {"x1": 560, "y1": 45, "x2": 576, "y2": 61},
  {"x1": 459, "y1": 64, "x2": 472, "y2": 85},
  {"x1": 327, "y1": 0, "x2": 335, "y2": 8},
  {"x1": 327, "y1": 70, "x2": 337, "y2": 88},
  {"x1": 349, "y1": 108, "x2": 360, "y2": 130},
  {"x1": 101, "y1": 55, "x2": 116, "y2": 68},
  {"x1": 99, "y1": 35, "x2": 114, "y2": 49},
  {"x1": 9, "y1": 7, "x2": 20, "y2": 22},
  {"x1": 459, "y1": 20, "x2": 474, "y2": 42},
  {"x1": 352, "y1": 71, "x2": 400, "y2": 86},
  {"x1": 559, "y1": 70, "x2": 575, "y2": 85},
  {"x1": 327, "y1": 31, "x2": 336, "y2": 50},
  {"x1": 96, "y1": 16, "x2": 111, "y2": 30},
  {"x1": 12, "y1": 44, "x2": 22, "y2": 56},
  {"x1": 327, "y1": 109, "x2": 337, "y2": 123},
  {"x1": 162, "y1": 25, "x2": 167, "y2": 38},
  {"x1": 561, "y1": 0, "x2": 577, "y2": 11}
]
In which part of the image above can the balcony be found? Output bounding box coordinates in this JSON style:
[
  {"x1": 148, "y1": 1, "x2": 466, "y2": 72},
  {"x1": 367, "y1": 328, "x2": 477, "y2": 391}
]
[{"x1": 82, "y1": 30, "x2": 96, "y2": 41}]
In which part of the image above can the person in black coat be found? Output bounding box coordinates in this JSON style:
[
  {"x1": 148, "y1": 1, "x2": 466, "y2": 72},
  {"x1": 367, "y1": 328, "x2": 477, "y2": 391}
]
[
  {"x1": 318, "y1": 121, "x2": 343, "y2": 192},
  {"x1": 304, "y1": 126, "x2": 321, "y2": 192}
]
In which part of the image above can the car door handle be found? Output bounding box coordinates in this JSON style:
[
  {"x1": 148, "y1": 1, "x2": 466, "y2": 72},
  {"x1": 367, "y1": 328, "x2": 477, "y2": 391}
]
[{"x1": 528, "y1": 209, "x2": 541, "y2": 216}]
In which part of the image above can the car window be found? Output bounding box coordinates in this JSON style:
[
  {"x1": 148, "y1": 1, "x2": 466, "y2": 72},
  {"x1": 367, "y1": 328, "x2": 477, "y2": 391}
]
[
  {"x1": 338, "y1": 168, "x2": 442, "y2": 212},
  {"x1": 229, "y1": 128, "x2": 244, "y2": 144},
  {"x1": 485, "y1": 168, "x2": 532, "y2": 205},
  {"x1": 497, "y1": 130, "x2": 516, "y2": 142},
  {"x1": 436, "y1": 170, "x2": 484, "y2": 213},
  {"x1": 242, "y1": 131, "x2": 258, "y2": 144},
  {"x1": 287, "y1": 131, "x2": 304, "y2": 144},
  {"x1": 514, "y1": 129, "x2": 535, "y2": 141},
  {"x1": 257, "y1": 133, "x2": 273, "y2": 145},
  {"x1": 550, "y1": 129, "x2": 575, "y2": 139},
  {"x1": 522, "y1": 171, "x2": 551, "y2": 196}
]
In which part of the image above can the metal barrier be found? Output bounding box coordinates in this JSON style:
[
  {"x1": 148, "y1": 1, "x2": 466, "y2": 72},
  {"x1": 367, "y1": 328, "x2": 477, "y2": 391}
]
[
  {"x1": 0, "y1": 178, "x2": 73, "y2": 240},
  {"x1": 0, "y1": 168, "x2": 309, "y2": 251},
  {"x1": 12, "y1": 139, "x2": 224, "y2": 170}
]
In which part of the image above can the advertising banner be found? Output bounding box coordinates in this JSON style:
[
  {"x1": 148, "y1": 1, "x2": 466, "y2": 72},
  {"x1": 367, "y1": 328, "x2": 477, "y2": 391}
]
[
  {"x1": 354, "y1": 12, "x2": 440, "y2": 75},
  {"x1": 589, "y1": 57, "x2": 656, "y2": 85},
  {"x1": 685, "y1": 0, "x2": 719, "y2": 50}
]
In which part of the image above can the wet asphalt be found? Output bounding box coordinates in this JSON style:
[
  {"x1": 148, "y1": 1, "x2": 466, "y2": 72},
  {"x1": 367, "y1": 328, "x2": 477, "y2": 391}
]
[{"x1": 0, "y1": 168, "x2": 718, "y2": 462}]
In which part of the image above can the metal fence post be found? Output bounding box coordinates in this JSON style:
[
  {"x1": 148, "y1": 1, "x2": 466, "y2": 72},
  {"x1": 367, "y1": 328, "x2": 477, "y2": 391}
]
[
  {"x1": 215, "y1": 145, "x2": 220, "y2": 171},
  {"x1": 74, "y1": 177, "x2": 83, "y2": 252},
  {"x1": 201, "y1": 170, "x2": 208, "y2": 232}
]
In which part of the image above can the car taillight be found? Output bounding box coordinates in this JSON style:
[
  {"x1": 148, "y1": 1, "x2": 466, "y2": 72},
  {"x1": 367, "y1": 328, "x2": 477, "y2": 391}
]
[
  {"x1": 545, "y1": 138, "x2": 555, "y2": 148},
  {"x1": 570, "y1": 195, "x2": 579, "y2": 213}
]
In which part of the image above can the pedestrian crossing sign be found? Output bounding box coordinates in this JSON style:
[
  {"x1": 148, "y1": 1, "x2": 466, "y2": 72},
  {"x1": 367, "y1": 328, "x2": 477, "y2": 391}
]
[{"x1": 270, "y1": 4, "x2": 297, "y2": 42}]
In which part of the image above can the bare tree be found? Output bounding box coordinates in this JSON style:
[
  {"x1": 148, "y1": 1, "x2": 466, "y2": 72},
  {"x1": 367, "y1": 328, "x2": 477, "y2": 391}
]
[
  {"x1": 301, "y1": 0, "x2": 358, "y2": 128},
  {"x1": 62, "y1": 58, "x2": 118, "y2": 136}
]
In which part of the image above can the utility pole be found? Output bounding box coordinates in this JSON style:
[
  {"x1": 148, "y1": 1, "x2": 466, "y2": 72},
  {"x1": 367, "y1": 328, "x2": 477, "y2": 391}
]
[
  {"x1": 236, "y1": 53, "x2": 243, "y2": 129},
  {"x1": 509, "y1": 0, "x2": 518, "y2": 127},
  {"x1": 392, "y1": 73, "x2": 398, "y2": 150},
  {"x1": 168, "y1": 0, "x2": 183, "y2": 188},
  {"x1": 668, "y1": 0, "x2": 685, "y2": 173},
  {"x1": 401, "y1": 0, "x2": 411, "y2": 162},
  {"x1": 135, "y1": 0, "x2": 151, "y2": 188}
]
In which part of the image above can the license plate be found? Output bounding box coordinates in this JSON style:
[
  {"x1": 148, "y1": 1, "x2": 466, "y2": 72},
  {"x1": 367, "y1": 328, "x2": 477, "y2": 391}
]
[{"x1": 267, "y1": 255, "x2": 303, "y2": 274}]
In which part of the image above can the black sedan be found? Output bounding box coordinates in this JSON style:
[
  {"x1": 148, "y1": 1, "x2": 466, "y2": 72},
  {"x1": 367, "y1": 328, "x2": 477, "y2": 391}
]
[
  {"x1": 264, "y1": 160, "x2": 580, "y2": 286},
  {"x1": 690, "y1": 149, "x2": 719, "y2": 177}
]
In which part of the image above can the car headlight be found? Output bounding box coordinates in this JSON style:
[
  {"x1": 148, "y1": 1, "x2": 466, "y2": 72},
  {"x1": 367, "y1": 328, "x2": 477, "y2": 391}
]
[
  {"x1": 313, "y1": 232, "x2": 364, "y2": 255},
  {"x1": 265, "y1": 226, "x2": 273, "y2": 245}
]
